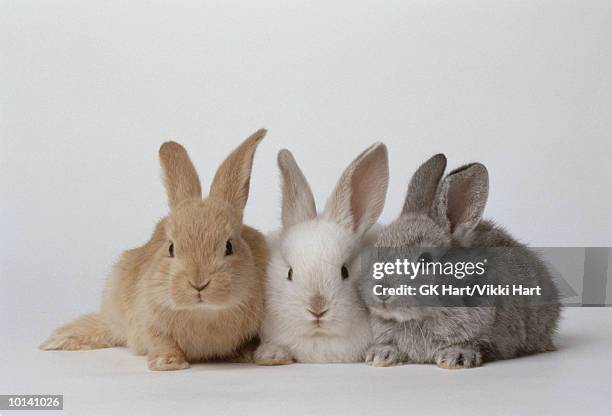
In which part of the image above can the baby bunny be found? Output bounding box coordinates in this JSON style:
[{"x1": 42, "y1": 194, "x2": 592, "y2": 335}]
[
  {"x1": 40, "y1": 129, "x2": 269, "y2": 371},
  {"x1": 359, "y1": 154, "x2": 560, "y2": 369},
  {"x1": 255, "y1": 143, "x2": 389, "y2": 364}
]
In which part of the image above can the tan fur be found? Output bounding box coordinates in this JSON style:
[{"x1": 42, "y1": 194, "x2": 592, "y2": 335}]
[
  {"x1": 40, "y1": 129, "x2": 269, "y2": 371},
  {"x1": 255, "y1": 356, "x2": 294, "y2": 366},
  {"x1": 437, "y1": 361, "x2": 461, "y2": 370}
]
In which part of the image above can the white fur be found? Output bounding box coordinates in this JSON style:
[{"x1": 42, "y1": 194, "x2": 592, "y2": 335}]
[
  {"x1": 255, "y1": 144, "x2": 388, "y2": 364},
  {"x1": 259, "y1": 220, "x2": 374, "y2": 362}
]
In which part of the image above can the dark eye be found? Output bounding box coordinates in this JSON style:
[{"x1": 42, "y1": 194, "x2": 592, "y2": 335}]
[
  {"x1": 287, "y1": 267, "x2": 293, "y2": 281},
  {"x1": 168, "y1": 242, "x2": 174, "y2": 258},
  {"x1": 225, "y1": 240, "x2": 233, "y2": 256},
  {"x1": 418, "y1": 252, "x2": 433, "y2": 263},
  {"x1": 341, "y1": 264, "x2": 349, "y2": 280}
]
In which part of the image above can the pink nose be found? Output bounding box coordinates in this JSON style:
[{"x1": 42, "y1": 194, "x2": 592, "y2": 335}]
[{"x1": 308, "y1": 309, "x2": 328, "y2": 319}]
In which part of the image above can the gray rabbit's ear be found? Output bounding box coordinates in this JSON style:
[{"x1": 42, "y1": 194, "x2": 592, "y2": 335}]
[
  {"x1": 278, "y1": 149, "x2": 317, "y2": 228},
  {"x1": 323, "y1": 142, "x2": 389, "y2": 236},
  {"x1": 434, "y1": 163, "x2": 489, "y2": 237},
  {"x1": 402, "y1": 154, "x2": 447, "y2": 215}
]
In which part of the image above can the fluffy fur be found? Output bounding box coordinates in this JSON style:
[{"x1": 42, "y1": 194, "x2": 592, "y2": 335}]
[
  {"x1": 255, "y1": 144, "x2": 389, "y2": 364},
  {"x1": 40, "y1": 129, "x2": 269, "y2": 371},
  {"x1": 359, "y1": 154, "x2": 560, "y2": 369}
]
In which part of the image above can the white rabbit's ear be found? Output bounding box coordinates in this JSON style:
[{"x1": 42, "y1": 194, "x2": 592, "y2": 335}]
[
  {"x1": 323, "y1": 142, "x2": 389, "y2": 236},
  {"x1": 278, "y1": 149, "x2": 317, "y2": 228},
  {"x1": 402, "y1": 153, "x2": 447, "y2": 215},
  {"x1": 159, "y1": 141, "x2": 202, "y2": 210},
  {"x1": 434, "y1": 163, "x2": 489, "y2": 237}
]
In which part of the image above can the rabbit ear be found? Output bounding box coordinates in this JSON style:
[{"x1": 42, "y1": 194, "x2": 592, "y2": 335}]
[
  {"x1": 323, "y1": 142, "x2": 389, "y2": 236},
  {"x1": 159, "y1": 141, "x2": 202, "y2": 210},
  {"x1": 402, "y1": 153, "x2": 447, "y2": 215},
  {"x1": 434, "y1": 163, "x2": 489, "y2": 237},
  {"x1": 278, "y1": 149, "x2": 317, "y2": 228},
  {"x1": 209, "y1": 128, "x2": 267, "y2": 218}
]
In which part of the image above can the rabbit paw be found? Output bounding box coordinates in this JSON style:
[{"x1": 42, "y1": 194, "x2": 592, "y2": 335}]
[
  {"x1": 365, "y1": 344, "x2": 401, "y2": 367},
  {"x1": 147, "y1": 352, "x2": 190, "y2": 371},
  {"x1": 254, "y1": 344, "x2": 293, "y2": 366},
  {"x1": 436, "y1": 345, "x2": 482, "y2": 369},
  {"x1": 228, "y1": 348, "x2": 255, "y2": 364}
]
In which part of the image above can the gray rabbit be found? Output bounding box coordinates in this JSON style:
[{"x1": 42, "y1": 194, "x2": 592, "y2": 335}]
[{"x1": 359, "y1": 154, "x2": 560, "y2": 369}]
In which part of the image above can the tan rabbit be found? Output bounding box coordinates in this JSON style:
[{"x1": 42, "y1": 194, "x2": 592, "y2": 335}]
[{"x1": 40, "y1": 129, "x2": 269, "y2": 371}]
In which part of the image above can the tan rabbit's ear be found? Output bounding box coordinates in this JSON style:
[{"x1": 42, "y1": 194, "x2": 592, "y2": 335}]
[
  {"x1": 433, "y1": 163, "x2": 489, "y2": 237},
  {"x1": 278, "y1": 149, "x2": 317, "y2": 228},
  {"x1": 323, "y1": 142, "x2": 389, "y2": 236},
  {"x1": 159, "y1": 141, "x2": 202, "y2": 210},
  {"x1": 209, "y1": 128, "x2": 267, "y2": 217},
  {"x1": 402, "y1": 154, "x2": 447, "y2": 215}
]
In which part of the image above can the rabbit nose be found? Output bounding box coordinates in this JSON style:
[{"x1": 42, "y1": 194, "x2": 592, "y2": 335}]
[
  {"x1": 379, "y1": 294, "x2": 391, "y2": 302},
  {"x1": 189, "y1": 280, "x2": 210, "y2": 292},
  {"x1": 309, "y1": 293, "x2": 327, "y2": 311},
  {"x1": 308, "y1": 308, "x2": 328, "y2": 319}
]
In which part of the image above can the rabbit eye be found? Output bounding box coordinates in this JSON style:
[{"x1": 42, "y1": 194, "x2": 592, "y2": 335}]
[
  {"x1": 418, "y1": 252, "x2": 433, "y2": 263},
  {"x1": 287, "y1": 267, "x2": 293, "y2": 281},
  {"x1": 341, "y1": 265, "x2": 349, "y2": 280},
  {"x1": 225, "y1": 240, "x2": 233, "y2": 256},
  {"x1": 168, "y1": 242, "x2": 174, "y2": 258}
]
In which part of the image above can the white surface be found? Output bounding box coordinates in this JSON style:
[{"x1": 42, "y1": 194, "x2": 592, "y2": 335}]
[
  {"x1": 2, "y1": 2, "x2": 611, "y2": 415},
  {"x1": 1, "y1": 308, "x2": 611, "y2": 416},
  {"x1": 1, "y1": 0, "x2": 611, "y2": 354}
]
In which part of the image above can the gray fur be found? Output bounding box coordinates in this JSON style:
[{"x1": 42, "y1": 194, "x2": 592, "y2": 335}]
[
  {"x1": 402, "y1": 153, "x2": 447, "y2": 214},
  {"x1": 359, "y1": 154, "x2": 561, "y2": 369}
]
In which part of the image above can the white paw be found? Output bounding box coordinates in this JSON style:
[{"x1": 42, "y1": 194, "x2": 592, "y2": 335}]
[
  {"x1": 254, "y1": 344, "x2": 293, "y2": 366},
  {"x1": 365, "y1": 344, "x2": 401, "y2": 367}
]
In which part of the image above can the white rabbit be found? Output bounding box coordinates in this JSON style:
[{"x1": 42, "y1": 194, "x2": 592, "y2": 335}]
[{"x1": 255, "y1": 143, "x2": 389, "y2": 364}]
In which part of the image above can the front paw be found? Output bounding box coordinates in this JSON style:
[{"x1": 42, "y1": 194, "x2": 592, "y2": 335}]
[
  {"x1": 436, "y1": 345, "x2": 482, "y2": 369},
  {"x1": 147, "y1": 352, "x2": 190, "y2": 371},
  {"x1": 365, "y1": 344, "x2": 401, "y2": 367},
  {"x1": 254, "y1": 344, "x2": 293, "y2": 366}
]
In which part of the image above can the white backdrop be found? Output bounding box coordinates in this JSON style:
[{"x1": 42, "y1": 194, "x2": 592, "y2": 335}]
[{"x1": 1, "y1": 0, "x2": 611, "y2": 346}]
